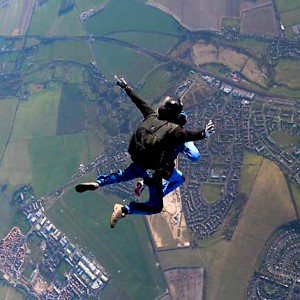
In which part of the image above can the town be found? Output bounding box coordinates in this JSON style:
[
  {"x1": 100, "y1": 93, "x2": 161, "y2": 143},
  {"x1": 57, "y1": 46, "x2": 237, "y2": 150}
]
[{"x1": 0, "y1": 186, "x2": 109, "y2": 299}]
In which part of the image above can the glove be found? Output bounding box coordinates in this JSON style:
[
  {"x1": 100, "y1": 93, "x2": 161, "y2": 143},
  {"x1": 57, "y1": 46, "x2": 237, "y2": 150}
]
[
  {"x1": 114, "y1": 75, "x2": 128, "y2": 89},
  {"x1": 205, "y1": 120, "x2": 215, "y2": 137}
]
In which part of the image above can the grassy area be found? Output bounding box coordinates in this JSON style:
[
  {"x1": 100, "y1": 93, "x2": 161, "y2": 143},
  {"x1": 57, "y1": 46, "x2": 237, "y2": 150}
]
[
  {"x1": 75, "y1": 0, "x2": 106, "y2": 13},
  {"x1": 275, "y1": 59, "x2": 300, "y2": 88},
  {"x1": 28, "y1": 0, "x2": 61, "y2": 35},
  {"x1": 0, "y1": 98, "x2": 18, "y2": 160},
  {"x1": 84, "y1": 0, "x2": 183, "y2": 36},
  {"x1": 0, "y1": 140, "x2": 32, "y2": 188},
  {"x1": 291, "y1": 184, "x2": 300, "y2": 216},
  {"x1": 276, "y1": 0, "x2": 300, "y2": 12},
  {"x1": 35, "y1": 40, "x2": 92, "y2": 65},
  {"x1": 54, "y1": 65, "x2": 84, "y2": 83},
  {"x1": 138, "y1": 67, "x2": 173, "y2": 102},
  {"x1": 271, "y1": 129, "x2": 299, "y2": 147},
  {"x1": 28, "y1": 132, "x2": 90, "y2": 197},
  {"x1": 158, "y1": 248, "x2": 205, "y2": 270},
  {"x1": 269, "y1": 85, "x2": 300, "y2": 98},
  {"x1": 0, "y1": 284, "x2": 24, "y2": 300},
  {"x1": 202, "y1": 183, "x2": 223, "y2": 204},
  {"x1": 148, "y1": 214, "x2": 177, "y2": 249},
  {"x1": 0, "y1": 0, "x2": 23, "y2": 35},
  {"x1": 53, "y1": 6, "x2": 85, "y2": 36},
  {"x1": 281, "y1": 7, "x2": 300, "y2": 26},
  {"x1": 11, "y1": 83, "x2": 62, "y2": 141},
  {"x1": 201, "y1": 158, "x2": 296, "y2": 300},
  {"x1": 92, "y1": 40, "x2": 157, "y2": 83},
  {"x1": 221, "y1": 17, "x2": 240, "y2": 31},
  {"x1": 47, "y1": 189, "x2": 166, "y2": 300},
  {"x1": 239, "y1": 151, "x2": 263, "y2": 195},
  {"x1": 56, "y1": 83, "x2": 85, "y2": 135},
  {"x1": 110, "y1": 31, "x2": 179, "y2": 55}
]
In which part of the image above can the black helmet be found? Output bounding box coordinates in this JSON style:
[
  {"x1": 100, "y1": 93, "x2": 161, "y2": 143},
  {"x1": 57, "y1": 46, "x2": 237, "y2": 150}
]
[{"x1": 161, "y1": 96, "x2": 183, "y2": 114}]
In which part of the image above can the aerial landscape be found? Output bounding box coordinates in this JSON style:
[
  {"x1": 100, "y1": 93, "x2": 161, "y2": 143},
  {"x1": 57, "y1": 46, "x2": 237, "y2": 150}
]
[{"x1": 0, "y1": 0, "x2": 299, "y2": 299}]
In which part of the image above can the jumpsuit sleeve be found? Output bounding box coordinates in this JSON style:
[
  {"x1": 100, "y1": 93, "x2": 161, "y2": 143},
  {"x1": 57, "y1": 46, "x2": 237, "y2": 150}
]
[
  {"x1": 171, "y1": 127, "x2": 206, "y2": 147},
  {"x1": 125, "y1": 86, "x2": 156, "y2": 118}
]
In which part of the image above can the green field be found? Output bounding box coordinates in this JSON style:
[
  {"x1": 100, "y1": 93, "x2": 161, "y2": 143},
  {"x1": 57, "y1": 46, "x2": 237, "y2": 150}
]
[
  {"x1": 92, "y1": 40, "x2": 157, "y2": 82},
  {"x1": 231, "y1": 37, "x2": 268, "y2": 57},
  {"x1": 202, "y1": 159, "x2": 296, "y2": 300},
  {"x1": 276, "y1": 0, "x2": 300, "y2": 12},
  {"x1": 202, "y1": 183, "x2": 223, "y2": 204},
  {"x1": 28, "y1": 132, "x2": 91, "y2": 197},
  {"x1": 0, "y1": 0, "x2": 23, "y2": 35},
  {"x1": 138, "y1": 67, "x2": 173, "y2": 102},
  {"x1": 271, "y1": 129, "x2": 299, "y2": 147},
  {"x1": 275, "y1": 59, "x2": 300, "y2": 88},
  {"x1": 57, "y1": 83, "x2": 86, "y2": 135},
  {"x1": 28, "y1": 0, "x2": 61, "y2": 36},
  {"x1": 291, "y1": 184, "x2": 300, "y2": 216},
  {"x1": 158, "y1": 247, "x2": 204, "y2": 269},
  {"x1": 0, "y1": 98, "x2": 18, "y2": 160},
  {"x1": 239, "y1": 151, "x2": 263, "y2": 194},
  {"x1": 0, "y1": 140, "x2": 32, "y2": 188},
  {"x1": 0, "y1": 284, "x2": 24, "y2": 300},
  {"x1": 47, "y1": 189, "x2": 166, "y2": 300},
  {"x1": 84, "y1": 0, "x2": 183, "y2": 36},
  {"x1": 110, "y1": 31, "x2": 179, "y2": 55},
  {"x1": 35, "y1": 40, "x2": 92, "y2": 65},
  {"x1": 281, "y1": 8, "x2": 300, "y2": 26},
  {"x1": 75, "y1": 0, "x2": 106, "y2": 13},
  {"x1": 11, "y1": 84, "x2": 62, "y2": 141},
  {"x1": 53, "y1": 6, "x2": 85, "y2": 36}
]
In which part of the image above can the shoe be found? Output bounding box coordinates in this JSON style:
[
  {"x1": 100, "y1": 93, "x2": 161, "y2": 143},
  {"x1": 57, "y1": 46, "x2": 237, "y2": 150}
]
[
  {"x1": 110, "y1": 204, "x2": 126, "y2": 228},
  {"x1": 134, "y1": 181, "x2": 144, "y2": 197},
  {"x1": 75, "y1": 182, "x2": 99, "y2": 193},
  {"x1": 97, "y1": 170, "x2": 123, "y2": 186}
]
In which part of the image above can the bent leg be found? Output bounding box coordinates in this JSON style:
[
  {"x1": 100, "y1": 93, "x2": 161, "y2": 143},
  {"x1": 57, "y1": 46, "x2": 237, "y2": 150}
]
[
  {"x1": 162, "y1": 168, "x2": 185, "y2": 197},
  {"x1": 127, "y1": 176, "x2": 163, "y2": 215}
]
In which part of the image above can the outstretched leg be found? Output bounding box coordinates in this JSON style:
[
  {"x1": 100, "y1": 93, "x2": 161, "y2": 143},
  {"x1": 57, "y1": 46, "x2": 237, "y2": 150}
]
[{"x1": 75, "y1": 163, "x2": 146, "y2": 193}]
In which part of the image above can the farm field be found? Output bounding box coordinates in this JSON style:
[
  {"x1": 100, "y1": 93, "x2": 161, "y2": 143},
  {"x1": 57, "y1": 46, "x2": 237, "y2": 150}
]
[
  {"x1": 28, "y1": 132, "x2": 90, "y2": 197},
  {"x1": 240, "y1": 4, "x2": 278, "y2": 36},
  {"x1": 0, "y1": 0, "x2": 23, "y2": 35},
  {"x1": 202, "y1": 159, "x2": 296, "y2": 300},
  {"x1": 47, "y1": 188, "x2": 166, "y2": 300},
  {"x1": 84, "y1": 0, "x2": 183, "y2": 36},
  {"x1": 110, "y1": 31, "x2": 180, "y2": 55},
  {"x1": 276, "y1": 0, "x2": 300, "y2": 12},
  {"x1": 52, "y1": 7, "x2": 85, "y2": 36},
  {"x1": 75, "y1": 0, "x2": 107, "y2": 13},
  {"x1": 0, "y1": 99, "x2": 18, "y2": 160},
  {"x1": 239, "y1": 151, "x2": 263, "y2": 194},
  {"x1": 275, "y1": 59, "x2": 300, "y2": 88},
  {"x1": 92, "y1": 40, "x2": 157, "y2": 82},
  {"x1": 28, "y1": 0, "x2": 61, "y2": 36},
  {"x1": 34, "y1": 40, "x2": 92, "y2": 65},
  {"x1": 11, "y1": 84, "x2": 62, "y2": 141},
  {"x1": 0, "y1": 285, "x2": 24, "y2": 300},
  {"x1": 192, "y1": 42, "x2": 267, "y2": 84},
  {"x1": 138, "y1": 66, "x2": 173, "y2": 102}
]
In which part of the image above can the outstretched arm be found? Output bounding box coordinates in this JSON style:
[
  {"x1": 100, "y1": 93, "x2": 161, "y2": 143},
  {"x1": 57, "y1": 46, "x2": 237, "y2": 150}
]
[
  {"x1": 115, "y1": 75, "x2": 155, "y2": 118},
  {"x1": 124, "y1": 86, "x2": 156, "y2": 118}
]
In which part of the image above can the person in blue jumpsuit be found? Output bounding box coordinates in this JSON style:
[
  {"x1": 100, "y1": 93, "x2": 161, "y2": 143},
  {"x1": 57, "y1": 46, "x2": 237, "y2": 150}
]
[{"x1": 75, "y1": 76, "x2": 215, "y2": 228}]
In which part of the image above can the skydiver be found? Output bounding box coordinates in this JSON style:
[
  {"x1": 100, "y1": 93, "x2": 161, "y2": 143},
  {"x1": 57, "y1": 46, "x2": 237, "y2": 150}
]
[
  {"x1": 75, "y1": 76, "x2": 215, "y2": 228},
  {"x1": 134, "y1": 111, "x2": 200, "y2": 197}
]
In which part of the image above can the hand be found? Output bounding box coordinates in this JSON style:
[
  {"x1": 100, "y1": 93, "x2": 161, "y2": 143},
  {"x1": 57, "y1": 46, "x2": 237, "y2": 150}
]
[
  {"x1": 205, "y1": 120, "x2": 215, "y2": 137},
  {"x1": 114, "y1": 75, "x2": 128, "y2": 89}
]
